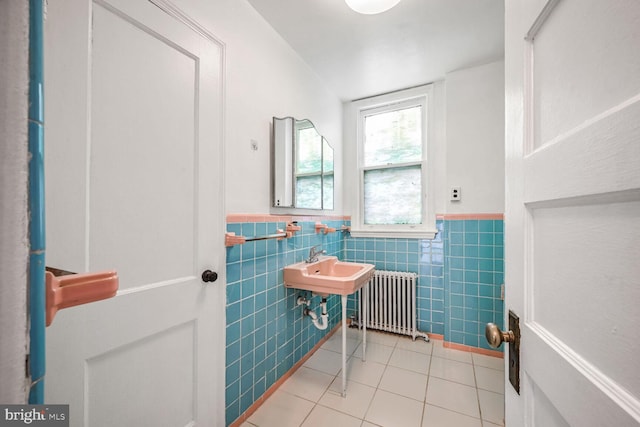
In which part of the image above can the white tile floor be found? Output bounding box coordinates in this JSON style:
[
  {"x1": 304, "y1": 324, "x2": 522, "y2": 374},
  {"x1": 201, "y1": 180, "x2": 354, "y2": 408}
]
[{"x1": 243, "y1": 327, "x2": 505, "y2": 427}]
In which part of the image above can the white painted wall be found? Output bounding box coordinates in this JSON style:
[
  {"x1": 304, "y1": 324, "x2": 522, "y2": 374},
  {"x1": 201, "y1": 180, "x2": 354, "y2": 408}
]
[
  {"x1": 136, "y1": 1, "x2": 502, "y2": 219},
  {"x1": 0, "y1": 0, "x2": 29, "y2": 403},
  {"x1": 171, "y1": 0, "x2": 343, "y2": 214},
  {"x1": 432, "y1": 81, "x2": 448, "y2": 215},
  {"x1": 445, "y1": 60, "x2": 505, "y2": 214},
  {"x1": 343, "y1": 59, "x2": 504, "y2": 222}
]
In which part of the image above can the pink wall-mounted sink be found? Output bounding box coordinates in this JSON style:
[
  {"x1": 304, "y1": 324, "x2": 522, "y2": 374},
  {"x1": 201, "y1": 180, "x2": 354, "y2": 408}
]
[{"x1": 284, "y1": 256, "x2": 375, "y2": 296}]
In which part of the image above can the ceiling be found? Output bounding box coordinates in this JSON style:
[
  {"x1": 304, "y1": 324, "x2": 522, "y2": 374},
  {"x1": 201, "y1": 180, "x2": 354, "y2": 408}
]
[{"x1": 247, "y1": 0, "x2": 505, "y2": 101}]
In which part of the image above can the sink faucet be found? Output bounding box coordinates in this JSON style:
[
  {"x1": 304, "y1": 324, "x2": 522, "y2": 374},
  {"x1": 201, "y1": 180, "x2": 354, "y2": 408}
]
[{"x1": 306, "y1": 245, "x2": 326, "y2": 263}]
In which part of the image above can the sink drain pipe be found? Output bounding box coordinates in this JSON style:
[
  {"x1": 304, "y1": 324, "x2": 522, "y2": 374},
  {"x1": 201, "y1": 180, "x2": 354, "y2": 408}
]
[{"x1": 298, "y1": 296, "x2": 329, "y2": 330}]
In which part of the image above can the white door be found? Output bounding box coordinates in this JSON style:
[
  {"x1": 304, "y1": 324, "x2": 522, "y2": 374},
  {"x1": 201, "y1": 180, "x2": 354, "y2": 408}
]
[
  {"x1": 505, "y1": 0, "x2": 640, "y2": 425},
  {"x1": 43, "y1": 0, "x2": 225, "y2": 425}
]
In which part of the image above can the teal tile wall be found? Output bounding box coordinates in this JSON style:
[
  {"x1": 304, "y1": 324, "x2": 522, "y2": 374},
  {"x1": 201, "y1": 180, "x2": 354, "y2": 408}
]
[
  {"x1": 224, "y1": 216, "x2": 504, "y2": 425},
  {"x1": 343, "y1": 220, "x2": 446, "y2": 335},
  {"x1": 444, "y1": 219, "x2": 504, "y2": 349},
  {"x1": 224, "y1": 219, "x2": 347, "y2": 426}
]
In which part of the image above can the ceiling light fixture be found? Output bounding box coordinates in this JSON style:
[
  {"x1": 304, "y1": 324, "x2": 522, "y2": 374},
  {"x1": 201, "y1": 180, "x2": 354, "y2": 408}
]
[{"x1": 345, "y1": 0, "x2": 402, "y2": 15}]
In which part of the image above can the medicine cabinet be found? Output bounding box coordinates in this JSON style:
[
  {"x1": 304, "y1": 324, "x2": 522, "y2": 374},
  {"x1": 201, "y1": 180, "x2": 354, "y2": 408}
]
[{"x1": 272, "y1": 117, "x2": 334, "y2": 210}]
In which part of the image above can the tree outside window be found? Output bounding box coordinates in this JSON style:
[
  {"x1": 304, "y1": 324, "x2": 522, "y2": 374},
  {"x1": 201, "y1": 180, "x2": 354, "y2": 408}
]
[{"x1": 362, "y1": 104, "x2": 424, "y2": 225}]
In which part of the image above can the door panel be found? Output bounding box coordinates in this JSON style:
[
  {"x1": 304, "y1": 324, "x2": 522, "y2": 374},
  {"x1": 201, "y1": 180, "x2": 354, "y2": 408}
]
[
  {"x1": 90, "y1": 2, "x2": 197, "y2": 290},
  {"x1": 532, "y1": 0, "x2": 640, "y2": 148},
  {"x1": 531, "y1": 200, "x2": 640, "y2": 395},
  {"x1": 506, "y1": 0, "x2": 640, "y2": 425},
  {"x1": 44, "y1": 0, "x2": 224, "y2": 425},
  {"x1": 529, "y1": 380, "x2": 570, "y2": 427},
  {"x1": 86, "y1": 322, "x2": 195, "y2": 425}
]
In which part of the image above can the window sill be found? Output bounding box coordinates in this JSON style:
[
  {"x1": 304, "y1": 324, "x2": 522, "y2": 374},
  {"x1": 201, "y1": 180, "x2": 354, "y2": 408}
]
[{"x1": 349, "y1": 229, "x2": 438, "y2": 239}]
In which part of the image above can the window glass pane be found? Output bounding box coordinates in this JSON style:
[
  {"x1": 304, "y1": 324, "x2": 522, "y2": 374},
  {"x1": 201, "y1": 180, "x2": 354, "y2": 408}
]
[
  {"x1": 323, "y1": 174, "x2": 334, "y2": 210},
  {"x1": 364, "y1": 166, "x2": 421, "y2": 225},
  {"x1": 364, "y1": 106, "x2": 422, "y2": 167},
  {"x1": 296, "y1": 127, "x2": 322, "y2": 174},
  {"x1": 296, "y1": 175, "x2": 322, "y2": 209}
]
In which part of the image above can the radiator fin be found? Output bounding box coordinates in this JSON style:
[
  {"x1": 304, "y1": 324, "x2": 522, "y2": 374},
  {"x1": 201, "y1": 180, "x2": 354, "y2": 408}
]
[{"x1": 356, "y1": 270, "x2": 428, "y2": 341}]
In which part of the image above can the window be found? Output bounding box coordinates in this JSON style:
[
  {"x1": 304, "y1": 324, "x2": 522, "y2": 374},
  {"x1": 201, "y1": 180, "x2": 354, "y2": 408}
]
[
  {"x1": 348, "y1": 85, "x2": 436, "y2": 238},
  {"x1": 362, "y1": 103, "x2": 423, "y2": 225}
]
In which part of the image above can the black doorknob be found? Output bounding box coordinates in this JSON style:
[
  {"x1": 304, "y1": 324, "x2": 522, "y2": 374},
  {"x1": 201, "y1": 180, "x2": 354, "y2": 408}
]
[{"x1": 201, "y1": 270, "x2": 218, "y2": 283}]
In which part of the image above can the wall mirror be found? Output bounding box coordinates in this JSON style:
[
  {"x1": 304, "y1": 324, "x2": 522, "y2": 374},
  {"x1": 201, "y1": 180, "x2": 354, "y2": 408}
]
[{"x1": 272, "y1": 117, "x2": 334, "y2": 210}]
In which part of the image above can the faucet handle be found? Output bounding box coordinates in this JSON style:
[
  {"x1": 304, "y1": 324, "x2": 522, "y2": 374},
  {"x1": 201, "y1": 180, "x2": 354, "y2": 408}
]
[{"x1": 306, "y1": 245, "x2": 324, "y2": 263}]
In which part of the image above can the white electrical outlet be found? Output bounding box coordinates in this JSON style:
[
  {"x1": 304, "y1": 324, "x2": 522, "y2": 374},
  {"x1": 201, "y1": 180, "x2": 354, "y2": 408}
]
[{"x1": 450, "y1": 187, "x2": 461, "y2": 201}]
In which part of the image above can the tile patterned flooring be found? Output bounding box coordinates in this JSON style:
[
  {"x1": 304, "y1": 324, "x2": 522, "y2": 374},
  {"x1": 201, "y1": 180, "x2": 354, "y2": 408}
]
[{"x1": 242, "y1": 327, "x2": 505, "y2": 427}]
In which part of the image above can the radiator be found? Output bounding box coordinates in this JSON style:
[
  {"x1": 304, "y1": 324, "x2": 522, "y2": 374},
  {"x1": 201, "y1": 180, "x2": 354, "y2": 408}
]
[{"x1": 355, "y1": 270, "x2": 429, "y2": 342}]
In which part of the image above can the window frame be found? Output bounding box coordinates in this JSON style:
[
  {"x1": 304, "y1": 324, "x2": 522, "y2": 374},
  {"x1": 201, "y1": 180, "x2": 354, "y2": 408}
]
[{"x1": 350, "y1": 85, "x2": 437, "y2": 238}]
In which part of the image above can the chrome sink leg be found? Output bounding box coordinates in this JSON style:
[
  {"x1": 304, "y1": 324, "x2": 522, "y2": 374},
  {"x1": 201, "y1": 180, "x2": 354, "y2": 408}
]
[
  {"x1": 341, "y1": 294, "x2": 347, "y2": 397},
  {"x1": 362, "y1": 283, "x2": 367, "y2": 361}
]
